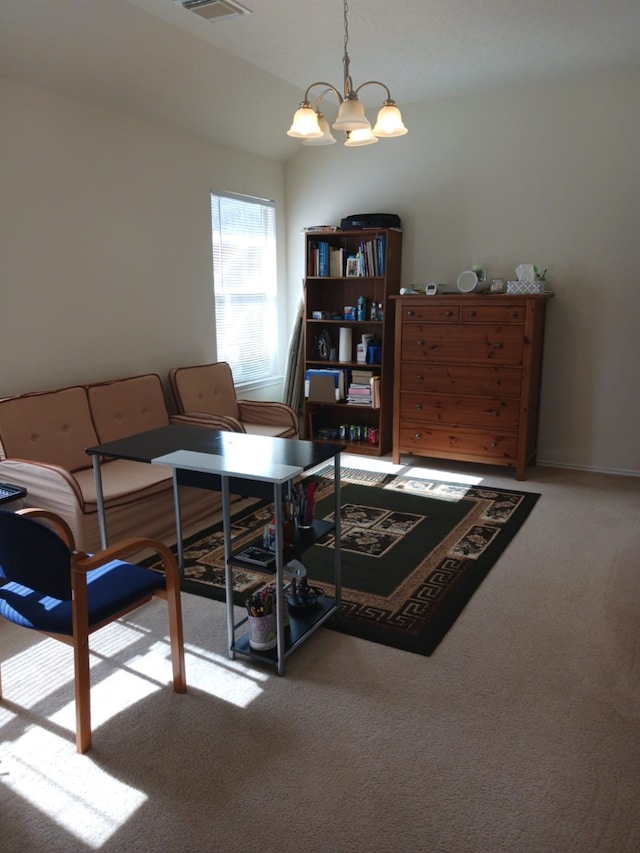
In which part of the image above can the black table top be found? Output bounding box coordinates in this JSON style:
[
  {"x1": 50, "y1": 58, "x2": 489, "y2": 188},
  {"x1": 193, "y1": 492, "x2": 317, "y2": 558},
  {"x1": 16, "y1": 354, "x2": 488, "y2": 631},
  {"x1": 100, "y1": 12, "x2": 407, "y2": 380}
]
[{"x1": 86, "y1": 424, "x2": 343, "y2": 473}]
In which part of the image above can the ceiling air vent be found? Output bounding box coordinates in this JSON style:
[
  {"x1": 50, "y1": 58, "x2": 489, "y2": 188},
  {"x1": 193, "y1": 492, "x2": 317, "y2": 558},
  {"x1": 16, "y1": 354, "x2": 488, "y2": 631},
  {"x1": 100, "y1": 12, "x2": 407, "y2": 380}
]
[{"x1": 175, "y1": 0, "x2": 252, "y2": 22}]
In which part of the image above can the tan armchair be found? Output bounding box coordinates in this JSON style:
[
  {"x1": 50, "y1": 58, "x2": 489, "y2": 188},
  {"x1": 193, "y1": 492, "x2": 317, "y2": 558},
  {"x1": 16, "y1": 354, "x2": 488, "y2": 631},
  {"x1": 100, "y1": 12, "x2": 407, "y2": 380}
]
[{"x1": 169, "y1": 362, "x2": 298, "y2": 439}]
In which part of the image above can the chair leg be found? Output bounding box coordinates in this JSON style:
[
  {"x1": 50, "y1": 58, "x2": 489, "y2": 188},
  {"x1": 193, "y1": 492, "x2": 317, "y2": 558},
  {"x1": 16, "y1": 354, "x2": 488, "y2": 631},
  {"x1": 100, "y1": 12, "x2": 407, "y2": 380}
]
[
  {"x1": 166, "y1": 586, "x2": 187, "y2": 693},
  {"x1": 74, "y1": 630, "x2": 92, "y2": 753},
  {"x1": 154, "y1": 543, "x2": 187, "y2": 693},
  {"x1": 72, "y1": 570, "x2": 92, "y2": 753}
]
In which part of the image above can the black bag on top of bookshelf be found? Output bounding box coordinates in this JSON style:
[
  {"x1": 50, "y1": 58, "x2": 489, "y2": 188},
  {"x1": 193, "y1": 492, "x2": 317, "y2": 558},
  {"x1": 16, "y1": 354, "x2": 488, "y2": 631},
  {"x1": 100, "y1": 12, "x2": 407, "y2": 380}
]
[{"x1": 340, "y1": 213, "x2": 402, "y2": 230}]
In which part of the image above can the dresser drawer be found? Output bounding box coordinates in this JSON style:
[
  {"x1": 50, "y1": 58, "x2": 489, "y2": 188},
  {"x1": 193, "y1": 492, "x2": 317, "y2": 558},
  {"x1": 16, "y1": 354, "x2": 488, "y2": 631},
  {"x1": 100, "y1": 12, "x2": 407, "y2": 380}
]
[
  {"x1": 399, "y1": 363, "x2": 522, "y2": 397},
  {"x1": 398, "y1": 423, "x2": 518, "y2": 463},
  {"x1": 460, "y1": 303, "x2": 526, "y2": 323},
  {"x1": 400, "y1": 392, "x2": 520, "y2": 430},
  {"x1": 400, "y1": 324, "x2": 524, "y2": 365},
  {"x1": 399, "y1": 302, "x2": 460, "y2": 322}
]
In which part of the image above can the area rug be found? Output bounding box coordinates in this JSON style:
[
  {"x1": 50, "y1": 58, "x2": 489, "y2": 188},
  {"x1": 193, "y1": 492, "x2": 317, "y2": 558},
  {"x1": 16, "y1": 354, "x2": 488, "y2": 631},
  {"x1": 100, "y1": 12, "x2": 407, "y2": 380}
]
[{"x1": 144, "y1": 468, "x2": 540, "y2": 656}]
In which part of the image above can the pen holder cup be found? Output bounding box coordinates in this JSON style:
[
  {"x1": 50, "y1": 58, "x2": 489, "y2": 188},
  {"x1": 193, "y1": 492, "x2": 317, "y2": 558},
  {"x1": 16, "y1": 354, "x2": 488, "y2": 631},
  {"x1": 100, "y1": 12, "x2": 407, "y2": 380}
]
[
  {"x1": 295, "y1": 492, "x2": 315, "y2": 529},
  {"x1": 248, "y1": 613, "x2": 277, "y2": 651},
  {"x1": 261, "y1": 583, "x2": 289, "y2": 627}
]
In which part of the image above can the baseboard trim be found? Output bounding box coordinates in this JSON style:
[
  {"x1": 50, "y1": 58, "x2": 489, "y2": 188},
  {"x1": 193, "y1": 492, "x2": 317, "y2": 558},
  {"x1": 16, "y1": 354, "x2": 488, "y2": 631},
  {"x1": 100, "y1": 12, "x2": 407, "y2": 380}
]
[{"x1": 537, "y1": 459, "x2": 640, "y2": 478}]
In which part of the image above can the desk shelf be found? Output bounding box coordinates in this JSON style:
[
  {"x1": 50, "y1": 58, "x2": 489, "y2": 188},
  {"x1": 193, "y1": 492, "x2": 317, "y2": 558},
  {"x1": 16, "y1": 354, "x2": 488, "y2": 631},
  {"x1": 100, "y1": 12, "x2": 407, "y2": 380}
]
[
  {"x1": 228, "y1": 515, "x2": 338, "y2": 672},
  {"x1": 231, "y1": 595, "x2": 338, "y2": 664},
  {"x1": 229, "y1": 518, "x2": 334, "y2": 573}
]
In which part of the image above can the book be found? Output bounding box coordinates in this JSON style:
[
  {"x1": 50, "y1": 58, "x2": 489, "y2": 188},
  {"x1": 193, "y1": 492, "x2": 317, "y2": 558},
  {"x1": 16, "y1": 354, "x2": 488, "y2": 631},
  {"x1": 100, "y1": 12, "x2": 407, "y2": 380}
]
[
  {"x1": 318, "y1": 241, "x2": 329, "y2": 277},
  {"x1": 234, "y1": 545, "x2": 276, "y2": 568},
  {"x1": 329, "y1": 246, "x2": 344, "y2": 277},
  {"x1": 370, "y1": 375, "x2": 381, "y2": 409},
  {"x1": 351, "y1": 369, "x2": 374, "y2": 384}
]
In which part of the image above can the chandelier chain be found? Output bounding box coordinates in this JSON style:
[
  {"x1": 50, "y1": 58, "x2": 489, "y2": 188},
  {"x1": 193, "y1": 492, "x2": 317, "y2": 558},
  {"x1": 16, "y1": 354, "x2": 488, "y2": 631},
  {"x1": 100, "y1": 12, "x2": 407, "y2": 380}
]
[
  {"x1": 344, "y1": 0, "x2": 349, "y2": 56},
  {"x1": 342, "y1": 0, "x2": 352, "y2": 97}
]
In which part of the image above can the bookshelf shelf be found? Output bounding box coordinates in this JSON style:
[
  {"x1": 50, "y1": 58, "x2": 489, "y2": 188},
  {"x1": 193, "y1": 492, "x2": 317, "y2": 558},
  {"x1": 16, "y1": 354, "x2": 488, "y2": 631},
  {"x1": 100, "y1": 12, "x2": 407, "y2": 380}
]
[{"x1": 303, "y1": 228, "x2": 402, "y2": 456}]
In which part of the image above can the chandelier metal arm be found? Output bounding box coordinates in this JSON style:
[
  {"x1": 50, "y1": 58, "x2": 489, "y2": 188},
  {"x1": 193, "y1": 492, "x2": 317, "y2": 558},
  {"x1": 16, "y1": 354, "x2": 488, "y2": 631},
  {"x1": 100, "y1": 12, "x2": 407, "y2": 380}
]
[
  {"x1": 303, "y1": 82, "x2": 344, "y2": 106},
  {"x1": 353, "y1": 81, "x2": 393, "y2": 102}
]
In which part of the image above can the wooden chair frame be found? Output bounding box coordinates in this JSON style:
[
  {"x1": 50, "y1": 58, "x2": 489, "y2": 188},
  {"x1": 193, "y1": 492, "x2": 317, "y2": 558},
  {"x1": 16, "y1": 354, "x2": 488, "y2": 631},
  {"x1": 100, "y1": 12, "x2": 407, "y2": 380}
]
[{"x1": 0, "y1": 508, "x2": 186, "y2": 753}]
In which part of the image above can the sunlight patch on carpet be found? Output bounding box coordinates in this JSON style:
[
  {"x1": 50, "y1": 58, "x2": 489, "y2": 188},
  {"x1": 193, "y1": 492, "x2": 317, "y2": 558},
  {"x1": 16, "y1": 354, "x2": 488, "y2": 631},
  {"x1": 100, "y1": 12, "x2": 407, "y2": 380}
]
[{"x1": 2, "y1": 727, "x2": 147, "y2": 848}]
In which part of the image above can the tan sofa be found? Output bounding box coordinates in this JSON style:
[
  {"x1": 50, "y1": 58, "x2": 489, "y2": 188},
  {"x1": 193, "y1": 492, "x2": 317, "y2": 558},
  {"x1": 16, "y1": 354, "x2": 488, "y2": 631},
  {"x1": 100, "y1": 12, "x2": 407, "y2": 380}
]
[{"x1": 0, "y1": 374, "x2": 221, "y2": 552}]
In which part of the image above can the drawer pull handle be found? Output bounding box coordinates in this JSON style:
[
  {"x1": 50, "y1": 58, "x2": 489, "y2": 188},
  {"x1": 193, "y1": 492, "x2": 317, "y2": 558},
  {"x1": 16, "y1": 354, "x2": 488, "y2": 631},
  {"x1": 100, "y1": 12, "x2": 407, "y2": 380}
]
[
  {"x1": 467, "y1": 310, "x2": 476, "y2": 317},
  {"x1": 492, "y1": 410, "x2": 499, "y2": 417},
  {"x1": 490, "y1": 441, "x2": 498, "y2": 448},
  {"x1": 417, "y1": 339, "x2": 425, "y2": 346},
  {"x1": 509, "y1": 311, "x2": 518, "y2": 318},
  {"x1": 493, "y1": 342, "x2": 503, "y2": 349},
  {"x1": 494, "y1": 379, "x2": 501, "y2": 386},
  {"x1": 407, "y1": 310, "x2": 415, "y2": 317},
  {"x1": 416, "y1": 374, "x2": 424, "y2": 382},
  {"x1": 415, "y1": 433, "x2": 422, "y2": 440},
  {"x1": 444, "y1": 310, "x2": 453, "y2": 317},
  {"x1": 415, "y1": 403, "x2": 423, "y2": 410}
]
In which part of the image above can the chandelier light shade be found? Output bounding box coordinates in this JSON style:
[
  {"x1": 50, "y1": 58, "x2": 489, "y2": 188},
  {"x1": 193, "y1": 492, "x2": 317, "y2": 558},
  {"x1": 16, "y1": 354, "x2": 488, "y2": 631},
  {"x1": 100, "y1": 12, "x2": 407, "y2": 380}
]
[
  {"x1": 373, "y1": 101, "x2": 408, "y2": 137},
  {"x1": 332, "y1": 97, "x2": 371, "y2": 131},
  {"x1": 344, "y1": 127, "x2": 378, "y2": 147},
  {"x1": 303, "y1": 112, "x2": 337, "y2": 145},
  {"x1": 287, "y1": 0, "x2": 408, "y2": 148},
  {"x1": 287, "y1": 104, "x2": 323, "y2": 138}
]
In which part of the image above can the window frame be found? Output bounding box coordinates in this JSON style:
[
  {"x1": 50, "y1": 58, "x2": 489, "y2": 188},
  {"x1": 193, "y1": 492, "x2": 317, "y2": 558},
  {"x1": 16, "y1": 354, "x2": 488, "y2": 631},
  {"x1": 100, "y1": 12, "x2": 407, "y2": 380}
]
[{"x1": 210, "y1": 191, "x2": 280, "y2": 390}]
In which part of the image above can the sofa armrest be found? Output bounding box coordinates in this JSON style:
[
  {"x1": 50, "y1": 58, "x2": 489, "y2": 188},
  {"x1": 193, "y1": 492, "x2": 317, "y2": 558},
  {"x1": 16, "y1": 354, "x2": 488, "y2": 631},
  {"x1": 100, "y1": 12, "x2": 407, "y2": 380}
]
[
  {"x1": 169, "y1": 413, "x2": 246, "y2": 433},
  {"x1": 0, "y1": 458, "x2": 85, "y2": 508},
  {"x1": 237, "y1": 400, "x2": 299, "y2": 433}
]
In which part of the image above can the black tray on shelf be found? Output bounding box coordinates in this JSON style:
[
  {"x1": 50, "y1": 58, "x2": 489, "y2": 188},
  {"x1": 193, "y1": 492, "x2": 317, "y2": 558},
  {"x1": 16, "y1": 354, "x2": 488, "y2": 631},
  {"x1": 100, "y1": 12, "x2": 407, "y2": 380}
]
[{"x1": 229, "y1": 518, "x2": 334, "y2": 572}]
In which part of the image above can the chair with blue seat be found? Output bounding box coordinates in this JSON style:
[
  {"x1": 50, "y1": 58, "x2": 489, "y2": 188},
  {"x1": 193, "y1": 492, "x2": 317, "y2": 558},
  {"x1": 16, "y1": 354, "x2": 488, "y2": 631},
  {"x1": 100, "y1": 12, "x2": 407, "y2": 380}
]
[{"x1": 0, "y1": 507, "x2": 186, "y2": 753}]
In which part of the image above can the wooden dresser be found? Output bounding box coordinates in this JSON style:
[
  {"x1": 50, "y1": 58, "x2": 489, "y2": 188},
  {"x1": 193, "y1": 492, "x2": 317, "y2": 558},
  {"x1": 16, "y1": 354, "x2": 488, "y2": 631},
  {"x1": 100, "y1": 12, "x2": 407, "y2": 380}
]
[{"x1": 391, "y1": 294, "x2": 551, "y2": 479}]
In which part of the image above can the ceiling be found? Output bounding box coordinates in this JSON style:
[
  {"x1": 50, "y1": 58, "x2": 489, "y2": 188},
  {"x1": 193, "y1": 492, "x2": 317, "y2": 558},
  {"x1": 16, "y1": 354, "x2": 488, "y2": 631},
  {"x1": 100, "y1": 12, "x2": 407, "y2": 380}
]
[{"x1": 1, "y1": 0, "x2": 639, "y2": 161}]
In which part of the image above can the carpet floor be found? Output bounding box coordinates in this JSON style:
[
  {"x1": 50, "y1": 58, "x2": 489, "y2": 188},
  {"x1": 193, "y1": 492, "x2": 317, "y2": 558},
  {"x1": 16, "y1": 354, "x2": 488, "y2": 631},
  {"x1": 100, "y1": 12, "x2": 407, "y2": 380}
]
[{"x1": 1, "y1": 462, "x2": 638, "y2": 853}]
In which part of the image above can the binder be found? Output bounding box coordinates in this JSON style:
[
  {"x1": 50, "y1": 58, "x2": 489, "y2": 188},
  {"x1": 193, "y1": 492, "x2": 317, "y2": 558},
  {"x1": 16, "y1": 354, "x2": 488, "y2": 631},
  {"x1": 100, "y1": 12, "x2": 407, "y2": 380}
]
[{"x1": 305, "y1": 368, "x2": 346, "y2": 401}]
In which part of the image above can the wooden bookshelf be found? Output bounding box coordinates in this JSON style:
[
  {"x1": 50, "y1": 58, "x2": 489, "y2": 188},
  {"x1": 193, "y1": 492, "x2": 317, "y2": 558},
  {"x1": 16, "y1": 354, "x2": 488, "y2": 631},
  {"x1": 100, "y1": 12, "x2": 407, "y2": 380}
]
[{"x1": 303, "y1": 228, "x2": 402, "y2": 456}]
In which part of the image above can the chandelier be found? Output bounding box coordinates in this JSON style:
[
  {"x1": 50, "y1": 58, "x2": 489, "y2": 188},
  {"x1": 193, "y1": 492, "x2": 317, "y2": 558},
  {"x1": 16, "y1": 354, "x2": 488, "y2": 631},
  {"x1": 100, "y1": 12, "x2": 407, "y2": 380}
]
[{"x1": 287, "y1": 0, "x2": 408, "y2": 147}]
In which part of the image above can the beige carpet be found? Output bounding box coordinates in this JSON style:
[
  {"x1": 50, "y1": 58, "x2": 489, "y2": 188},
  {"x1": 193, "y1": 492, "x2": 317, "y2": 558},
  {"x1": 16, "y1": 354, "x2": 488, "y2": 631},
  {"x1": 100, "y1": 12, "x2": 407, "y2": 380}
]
[{"x1": 1, "y1": 457, "x2": 639, "y2": 853}]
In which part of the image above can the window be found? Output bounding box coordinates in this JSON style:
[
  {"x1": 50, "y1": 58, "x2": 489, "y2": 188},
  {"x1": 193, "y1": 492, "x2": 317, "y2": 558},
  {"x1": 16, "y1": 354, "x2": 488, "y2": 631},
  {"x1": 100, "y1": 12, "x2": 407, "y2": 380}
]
[{"x1": 210, "y1": 192, "x2": 278, "y2": 386}]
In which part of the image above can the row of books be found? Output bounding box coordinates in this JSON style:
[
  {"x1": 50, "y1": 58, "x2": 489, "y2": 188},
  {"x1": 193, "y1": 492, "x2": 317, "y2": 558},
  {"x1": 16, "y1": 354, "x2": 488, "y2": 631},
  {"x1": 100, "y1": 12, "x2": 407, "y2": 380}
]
[
  {"x1": 306, "y1": 368, "x2": 380, "y2": 408},
  {"x1": 307, "y1": 236, "x2": 386, "y2": 277},
  {"x1": 356, "y1": 237, "x2": 386, "y2": 277},
  {"x1": 307, "y1": 242, "x2": 343, "y2": 277},
  {"x1": 346, "y1": 373, "x2": 380, "y2": 408}
]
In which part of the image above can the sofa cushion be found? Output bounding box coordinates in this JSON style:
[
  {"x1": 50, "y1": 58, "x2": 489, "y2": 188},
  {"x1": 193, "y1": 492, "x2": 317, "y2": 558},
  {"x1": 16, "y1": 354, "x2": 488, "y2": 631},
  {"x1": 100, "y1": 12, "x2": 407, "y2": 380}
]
[
  {"x1": 0, "y1": 386, "x2": 98, "y2": 472},
  {"x1": 170, "y1": 363, "x2": 240, "y2": 420},
  {"x1": 87, "y1": 373, "x2": 170, "y2": 444},
  {"x1": 73, "y1": 459, "x2": 173, "y2": 508}
]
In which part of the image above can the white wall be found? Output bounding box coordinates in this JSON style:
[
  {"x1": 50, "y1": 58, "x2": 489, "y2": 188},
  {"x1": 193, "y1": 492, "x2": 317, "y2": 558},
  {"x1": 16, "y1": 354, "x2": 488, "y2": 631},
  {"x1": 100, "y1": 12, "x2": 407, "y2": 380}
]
[
  {"x1": 285, "y1": 71, "x2": 640, "y2": 476},
  {"x1": 2, "y1": 71, "x2": 639, "y2": 475},
  {"x1": 0, "y1": 77, "x2": 287, "y2": 402}
]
